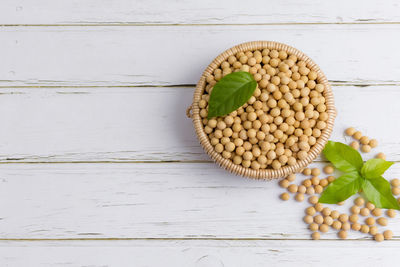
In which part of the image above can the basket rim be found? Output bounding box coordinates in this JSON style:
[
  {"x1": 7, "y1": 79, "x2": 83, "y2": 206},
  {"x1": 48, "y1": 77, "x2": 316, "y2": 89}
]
[{"x1": 190, "y1": 41, "x2": 336, "y2": 179}]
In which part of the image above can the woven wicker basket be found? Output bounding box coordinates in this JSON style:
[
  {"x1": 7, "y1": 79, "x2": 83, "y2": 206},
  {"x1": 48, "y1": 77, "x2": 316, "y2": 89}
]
[{"x1": 187, "y1": 41, "x2": 336, "y2": 179}]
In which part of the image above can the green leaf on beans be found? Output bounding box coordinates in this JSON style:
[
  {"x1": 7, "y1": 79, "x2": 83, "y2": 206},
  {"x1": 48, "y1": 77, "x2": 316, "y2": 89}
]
[
  {"x1": 362, "y1": 176, "x2": 400, "y2": 210},
  {"x1": 361, "y1": 158, "x2": 394, "y2": 179},
  {"x1": 207, "y1": 71, "x2": 257, "y2": 119},
  {"x1": 319, "y1": 171, "x2": 363, "y2": 204},
  {"x1": 322, "y1": 141, "x2": 363, "y2": 172}
]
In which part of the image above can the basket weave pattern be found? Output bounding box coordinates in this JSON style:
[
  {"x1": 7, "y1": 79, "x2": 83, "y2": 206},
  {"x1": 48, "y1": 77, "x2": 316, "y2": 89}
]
[{"x1": 188, "y1": 41, "x2": 336, "y2": 179}]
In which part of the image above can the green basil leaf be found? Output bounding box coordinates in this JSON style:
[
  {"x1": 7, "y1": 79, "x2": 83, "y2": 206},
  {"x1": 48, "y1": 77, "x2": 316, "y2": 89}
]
[
  {"x1": 322, "y1": 141, "x2": 363, "y2": 172},
  {"x1": 207, "y1": 71, "x2": 257, "y2": 119},
  {"x1": 319, "y1": 171, "x2": 363, "y2": 204},
  {"x1": 361, "y1": 158, "x2": 394, "y2": 179},
  {"x1": 362, "y1": 176, "x2": 400, "y2": 210}
]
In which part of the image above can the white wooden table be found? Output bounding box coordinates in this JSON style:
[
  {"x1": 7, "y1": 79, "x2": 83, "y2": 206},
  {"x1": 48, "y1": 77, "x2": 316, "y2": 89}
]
[{"x1": 1, "y1": 1, "x2": 400, "y2": 266}]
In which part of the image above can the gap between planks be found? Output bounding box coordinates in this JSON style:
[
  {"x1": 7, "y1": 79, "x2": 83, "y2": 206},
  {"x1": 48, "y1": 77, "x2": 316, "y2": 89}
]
[
  {"x1": 0, "y1": 236, "x2": 397, "y2": 243},
  {"x1": 1, "y1": 160, "x2": 400, "y2": 164},
  {"x1": 0, "y1": 81, "x2": 400, "y2": 89},
  {"x1": 2, "y1": 22, "x2": 400, "y2": 27}
]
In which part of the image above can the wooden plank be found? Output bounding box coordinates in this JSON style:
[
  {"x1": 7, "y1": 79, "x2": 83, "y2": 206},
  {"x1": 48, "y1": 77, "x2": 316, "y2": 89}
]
[
  {"x1": 2, "y1": 0, "x2": 400, "y2": 25},
  {"x1": 0, "y1": 86, "x2": 398, "y2": 163},
  {"x1": 1, "y1": 25, "x2": 400, "y2": 87},
  {"x1": 0, "y1": 162, "x2": 399, "y2": 239},
  {"x1": 0, "y1": 239, "x2": 398, "y2": 266}
]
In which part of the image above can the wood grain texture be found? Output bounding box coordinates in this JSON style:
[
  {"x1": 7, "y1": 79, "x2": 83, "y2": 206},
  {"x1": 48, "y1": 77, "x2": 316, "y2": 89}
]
[
  {"x1": 1, "y1": 25, "x2": 400, "y2": 87},
  {"x1": 0, "y1": 240, "x2": 398, "y2": 267},
  {"x1": 0, "y1": 86, "x2": 398, "y2": 163},
  {"x1": 2, "y1": 0, "x2": 400, "y2": 25},
  {"x1": 1, "y1": 162, "x2": 399, "y2": 240},
  {"x1": 2, "y1": 1, "x2": 400, "y2": 263}
]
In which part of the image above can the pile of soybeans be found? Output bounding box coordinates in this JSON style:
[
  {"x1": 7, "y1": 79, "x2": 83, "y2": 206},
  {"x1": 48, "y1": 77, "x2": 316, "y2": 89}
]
[
  {"x1": 199, "y1": 48, "x2": 329, "y2": 170},
  {"x1": 279, "y1": 127, "x2": 396, "y2": 242}
]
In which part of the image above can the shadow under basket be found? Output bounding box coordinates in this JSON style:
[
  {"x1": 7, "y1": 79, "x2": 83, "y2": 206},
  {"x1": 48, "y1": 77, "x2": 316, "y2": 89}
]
[{"x1": 187, "y1": 41, "x2": 336, "y2": 179}]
